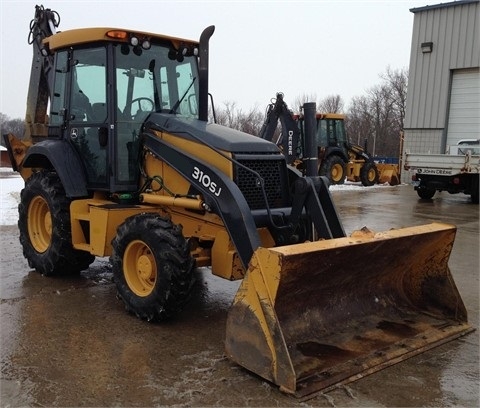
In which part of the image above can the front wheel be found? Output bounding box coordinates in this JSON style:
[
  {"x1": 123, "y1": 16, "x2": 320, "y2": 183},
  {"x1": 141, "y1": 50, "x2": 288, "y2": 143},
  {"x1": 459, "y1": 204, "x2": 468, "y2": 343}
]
[
  {"x1": 320, "y1": 155, "x2": 346, "y2": 185},
  {"x1": 360, "y1": 162, "x2": 379, "y2": 186},
  {"x1": 111, "y1": 213, "x2": 195, "y2": 321},
  {"x1": 18, "y1": 171, "x2": 94, "y2": 276}
]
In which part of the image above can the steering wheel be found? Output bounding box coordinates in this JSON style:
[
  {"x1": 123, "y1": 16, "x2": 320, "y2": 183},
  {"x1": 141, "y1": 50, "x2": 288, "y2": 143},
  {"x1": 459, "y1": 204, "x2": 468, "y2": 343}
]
[{"x1": 124, "y1": 97, "x2": 155, "y2": 120}]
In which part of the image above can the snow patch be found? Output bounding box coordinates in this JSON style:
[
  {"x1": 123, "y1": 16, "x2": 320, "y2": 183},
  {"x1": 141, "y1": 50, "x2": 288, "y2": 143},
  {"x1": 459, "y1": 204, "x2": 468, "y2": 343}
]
[{"x1": 0, "y1": 174, "x2": 23, "y2": 226}]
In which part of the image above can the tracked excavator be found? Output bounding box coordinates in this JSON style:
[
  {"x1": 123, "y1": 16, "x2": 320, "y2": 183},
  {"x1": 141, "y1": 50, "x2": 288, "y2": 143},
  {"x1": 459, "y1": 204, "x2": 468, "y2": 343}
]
[
  {"x1": 260, "y1": 93, "x2": 400, "y2": 186},
  {"x1": 4, "y1": 5, "x2": 472, "y2": 398}
]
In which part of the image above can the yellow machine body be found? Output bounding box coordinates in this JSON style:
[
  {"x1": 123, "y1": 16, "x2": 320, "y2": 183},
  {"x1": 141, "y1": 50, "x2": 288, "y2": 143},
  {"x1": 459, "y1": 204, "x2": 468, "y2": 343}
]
[{"x1": 65, "y1": 127, "x2": 270, "y2": 280}]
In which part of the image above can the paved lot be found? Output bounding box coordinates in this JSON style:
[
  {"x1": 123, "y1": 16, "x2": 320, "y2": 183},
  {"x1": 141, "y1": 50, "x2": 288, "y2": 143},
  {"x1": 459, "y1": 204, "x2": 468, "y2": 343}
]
[{"x1": 1, "y1": 184, "x2": 478, "y2": 407}]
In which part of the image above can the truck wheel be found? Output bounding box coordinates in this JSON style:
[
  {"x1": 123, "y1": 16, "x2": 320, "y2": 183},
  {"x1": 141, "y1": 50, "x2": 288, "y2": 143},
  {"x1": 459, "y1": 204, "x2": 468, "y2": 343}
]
[
  {"x1": 360, "y1": 162, "x2": 379, "y2": 186},
  {"x1": 417, "y1": 188, "x2": 436, "y2": 200},
  {"x1": 111, "y1": 213, "x2": 195, "y2": 321},
  {"x1": 320, "y1": 156, "x2": 346, "y2": 185},
  {"x1": 18, "y1": 171, "x2": 95, "y2": 276},
  {"x1": 471, "y1": 178, "x2": 479, "y2": 204}
]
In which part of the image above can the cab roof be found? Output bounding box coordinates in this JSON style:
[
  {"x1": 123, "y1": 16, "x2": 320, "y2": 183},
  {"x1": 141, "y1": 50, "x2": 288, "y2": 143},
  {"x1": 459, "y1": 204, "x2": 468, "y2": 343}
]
[{"x1": 44, "y1": 27, "x2": 198, "y2": 51}]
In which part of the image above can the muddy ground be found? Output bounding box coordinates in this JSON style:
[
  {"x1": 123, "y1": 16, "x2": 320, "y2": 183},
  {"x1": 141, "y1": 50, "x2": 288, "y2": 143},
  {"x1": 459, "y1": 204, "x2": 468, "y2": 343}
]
[{"x1": 1, "y1": 185, "x2": 478, "y2": 407}]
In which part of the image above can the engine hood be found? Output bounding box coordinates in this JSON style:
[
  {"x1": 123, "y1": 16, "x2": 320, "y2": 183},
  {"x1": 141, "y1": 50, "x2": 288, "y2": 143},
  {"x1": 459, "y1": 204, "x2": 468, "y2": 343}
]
[{"x1": 144, "y1": 113, "x2": 281, "y2": 154}]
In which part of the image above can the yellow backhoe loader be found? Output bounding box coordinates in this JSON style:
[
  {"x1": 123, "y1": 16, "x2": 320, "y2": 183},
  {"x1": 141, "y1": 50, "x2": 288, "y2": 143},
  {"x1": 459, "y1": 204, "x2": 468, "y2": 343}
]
[
  {"x1": 4, "y1": 5, "x2": 472, "y2": 399},
  {"x1": 259, "y1": 93, "x2": 401, "y2": 186}
]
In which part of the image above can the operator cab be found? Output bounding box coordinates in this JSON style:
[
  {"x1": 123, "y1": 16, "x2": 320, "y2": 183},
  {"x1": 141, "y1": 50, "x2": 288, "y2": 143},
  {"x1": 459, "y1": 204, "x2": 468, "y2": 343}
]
[
  {"x1": 296, "y1": 114, "x2": 348, "y2": 158},
  {"x1": 316, "y1": 116, "x2": 347, "y2": 148},
  {"x1": 48, "y1": 31, "x2": 200, "y2": 193}
]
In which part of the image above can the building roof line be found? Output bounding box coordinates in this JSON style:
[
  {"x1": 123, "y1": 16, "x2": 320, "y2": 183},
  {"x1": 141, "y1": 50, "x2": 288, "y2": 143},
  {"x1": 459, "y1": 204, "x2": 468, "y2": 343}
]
[{"x1": 410, "y1": 0, "x2": 479, "y2": 13}]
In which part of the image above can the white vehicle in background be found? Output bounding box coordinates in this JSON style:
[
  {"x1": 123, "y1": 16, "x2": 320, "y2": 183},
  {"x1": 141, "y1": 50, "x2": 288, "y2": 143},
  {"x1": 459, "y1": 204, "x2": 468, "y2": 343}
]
[{"x1": 404, "y1": 139, "x2": 480, "y2": 203}]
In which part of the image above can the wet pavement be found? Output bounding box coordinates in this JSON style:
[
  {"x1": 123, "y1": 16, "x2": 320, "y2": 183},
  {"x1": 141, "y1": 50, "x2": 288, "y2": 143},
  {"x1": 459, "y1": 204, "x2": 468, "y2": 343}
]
[{"x1": 1, "y1": 184, "x2": 478, "y2": 407}]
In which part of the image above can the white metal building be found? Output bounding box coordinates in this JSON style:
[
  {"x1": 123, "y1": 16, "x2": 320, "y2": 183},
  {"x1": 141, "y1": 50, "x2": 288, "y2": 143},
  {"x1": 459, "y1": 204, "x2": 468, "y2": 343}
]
[{"x1": 403, "y1": 0, "x2": 479, "y2": 166}]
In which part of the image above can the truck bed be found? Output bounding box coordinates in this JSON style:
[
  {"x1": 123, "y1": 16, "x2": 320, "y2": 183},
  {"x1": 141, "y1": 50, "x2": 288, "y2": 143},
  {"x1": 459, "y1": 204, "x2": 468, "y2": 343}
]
[{"x1": 404, "y1": 153, "x2": 480, "y2": 175}]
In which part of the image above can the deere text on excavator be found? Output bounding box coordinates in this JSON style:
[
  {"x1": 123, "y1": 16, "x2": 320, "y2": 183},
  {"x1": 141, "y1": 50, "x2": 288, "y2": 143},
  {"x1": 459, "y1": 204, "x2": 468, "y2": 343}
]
[{"x1": 3, "y1": 5, "x2": 472, "y2": 399}]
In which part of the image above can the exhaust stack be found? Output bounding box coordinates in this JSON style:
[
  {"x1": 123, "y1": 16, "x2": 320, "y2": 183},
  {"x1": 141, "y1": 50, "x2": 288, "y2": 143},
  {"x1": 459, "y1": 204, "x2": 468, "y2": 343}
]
[{"x1": 198, "y1": 25, "x2": 215, "y2": 122}]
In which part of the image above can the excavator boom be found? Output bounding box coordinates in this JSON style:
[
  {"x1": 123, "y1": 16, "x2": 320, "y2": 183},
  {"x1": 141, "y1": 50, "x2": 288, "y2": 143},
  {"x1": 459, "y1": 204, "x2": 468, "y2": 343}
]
[{"x1": 26, "y1": 5, "x2": 59, "y2": 128}]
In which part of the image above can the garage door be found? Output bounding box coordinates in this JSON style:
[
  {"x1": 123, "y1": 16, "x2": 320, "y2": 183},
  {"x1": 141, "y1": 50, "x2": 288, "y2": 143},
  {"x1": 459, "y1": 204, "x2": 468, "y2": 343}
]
[{"x1": 446, "y1": 69, "x2": 480, "y2": 147}]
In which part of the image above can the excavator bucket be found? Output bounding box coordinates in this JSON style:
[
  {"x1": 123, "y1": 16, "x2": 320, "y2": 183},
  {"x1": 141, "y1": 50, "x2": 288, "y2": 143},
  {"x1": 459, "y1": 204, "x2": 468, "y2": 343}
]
[{"x1": 225, "y1": 222, "x2": 472, "y2": 399}]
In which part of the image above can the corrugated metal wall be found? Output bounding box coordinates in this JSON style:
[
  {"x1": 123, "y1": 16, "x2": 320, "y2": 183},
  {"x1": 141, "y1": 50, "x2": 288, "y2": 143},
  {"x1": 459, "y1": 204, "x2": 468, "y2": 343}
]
[{"x1": 404, "y1": 0, "x2": 479, "y2": 158}]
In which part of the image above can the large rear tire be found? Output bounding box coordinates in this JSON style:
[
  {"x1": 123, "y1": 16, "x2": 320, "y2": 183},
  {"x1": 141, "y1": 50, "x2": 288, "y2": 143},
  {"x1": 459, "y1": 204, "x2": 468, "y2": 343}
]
[
  {"x1": 111, "y1": 213, "x2": 195, "y2": 321},
  {"x1": 360, "y1": 162, "x2": 379, "y2": 186},
  {"x1": 18, "y1": 171, "x2": 95, "y2": 276},
  {"x1": 319, "y1": 155, "x2": 346, "y2": 185}
]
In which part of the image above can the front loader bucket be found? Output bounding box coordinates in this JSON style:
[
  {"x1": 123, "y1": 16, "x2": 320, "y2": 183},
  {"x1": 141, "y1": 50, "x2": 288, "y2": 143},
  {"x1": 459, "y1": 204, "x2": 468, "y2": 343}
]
[
  {"x1": 376, "y1": 163, "x2": 400, "y2": 185},
  {"x1": 225, "y1": 222, "x2": 472, "y2": 399}
]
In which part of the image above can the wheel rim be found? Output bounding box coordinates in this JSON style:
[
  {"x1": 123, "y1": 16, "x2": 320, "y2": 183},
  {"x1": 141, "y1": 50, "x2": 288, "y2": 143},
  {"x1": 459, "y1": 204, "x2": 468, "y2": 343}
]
[
  {"x1": 28, "y1": 195, "x2": 52, "y2": 253},
  {"x1": 367, "y1": 168, "x2": 376, "y2": 182},
  {"x1": 331, "y1": 164, "x2": 344, "y2": 183},
  {"x1": 123, "y1": 240, "x2": 157, "y2": 297}
]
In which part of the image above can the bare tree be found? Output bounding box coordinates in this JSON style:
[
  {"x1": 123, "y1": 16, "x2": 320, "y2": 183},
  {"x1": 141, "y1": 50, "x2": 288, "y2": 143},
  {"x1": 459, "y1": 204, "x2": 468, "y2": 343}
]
[
  {"x1": 346, "y1": 67, "x2": 408, "y2": 158},
  {"x1": 214, "y1": 101, "x2": 238, "y2": 128},
  {"x1": 293, "y1": 93, "x2": 318, "y2": 113},
  {"x1": 346, "y1": 95, "x2": 371, "y2": 147},
  {"x1": 213, "y1": 102, "x2": 264, "y2": 136},
  {"x1": 291, "y1": 93, "x2": 345, "y2": 113},
  {"x1": 381, "y1": 66, "x2": 408, "y2": 129},
  {"x1": 318, "y1": 94, "x2": 344, "y2": 113},
  {"x1": 0, "y1": 112, "x2": 8, "y2": 125},
  {"x1": 368, "y1": 83, "x2": 397, "y2": 156},
  {"x1": 237, "y1": 105, "x2": 264, "y2": 135},
  {"x1": 0, "y1": 113, "x2": 25, "y2": 145}
]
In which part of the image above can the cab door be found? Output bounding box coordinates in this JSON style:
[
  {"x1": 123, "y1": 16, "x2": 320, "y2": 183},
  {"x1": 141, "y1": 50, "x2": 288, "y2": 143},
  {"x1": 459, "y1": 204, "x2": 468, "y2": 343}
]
[{"x1": 66, "y1": 47, "x2": 109, "y2": 188}]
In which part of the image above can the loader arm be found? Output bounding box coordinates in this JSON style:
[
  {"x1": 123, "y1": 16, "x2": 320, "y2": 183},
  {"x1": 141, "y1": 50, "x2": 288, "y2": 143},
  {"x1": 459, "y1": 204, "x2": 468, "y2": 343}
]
[
  {"x1": 140, "y1": 131, "x2": 261, "y2": 269},
  {"x1": 289, "y1": 176, "x2": 345, "y2": 239},
  {"x1": 347, "y1": 141, "x2": 374, "y2": 162}
]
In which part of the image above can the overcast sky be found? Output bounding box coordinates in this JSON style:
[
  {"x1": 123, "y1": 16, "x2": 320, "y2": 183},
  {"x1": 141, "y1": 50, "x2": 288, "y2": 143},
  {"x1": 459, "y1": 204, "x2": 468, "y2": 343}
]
[{"x1": 1, "y1": 0, "x2": 429, "y2": 119}]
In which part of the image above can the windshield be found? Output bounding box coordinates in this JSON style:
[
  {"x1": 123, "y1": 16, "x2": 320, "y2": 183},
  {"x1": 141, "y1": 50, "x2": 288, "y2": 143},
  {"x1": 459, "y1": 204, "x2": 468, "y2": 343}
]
[
  {"x1": 316, "y1": 119, "x2": 346, "y2": 147},
  {"x1": 115, "y1": 42, "x2": 199, "y2": 120}
]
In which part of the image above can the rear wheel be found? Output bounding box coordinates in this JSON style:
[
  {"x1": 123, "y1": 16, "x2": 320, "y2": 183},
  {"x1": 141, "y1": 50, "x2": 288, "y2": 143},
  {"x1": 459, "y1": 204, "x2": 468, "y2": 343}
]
[
  {"x1": 18, "y1": 171, "x2": 95, "y2": 276},
  {"x1": 360, "y1": 162, "x2": 379, "y2": 186},
  {"x1": 417, "y1": 187, "x2": 436, "y2": 200},
  {"x1": 320, "y1": 155, "x2": 346, "y2": 185},
  {"x1": 470, "y1": 177, "x2": 479, "y2": 204},
  {"x1": 111, "y1": 213, "x2": 195, "y2": 321}
]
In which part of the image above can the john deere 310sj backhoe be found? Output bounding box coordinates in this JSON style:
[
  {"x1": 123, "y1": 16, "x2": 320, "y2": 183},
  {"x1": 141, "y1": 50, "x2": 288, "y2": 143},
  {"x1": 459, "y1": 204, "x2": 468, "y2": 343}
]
[{"x1": 4, "y1": 5, "x2": 472, "y2": 398}]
